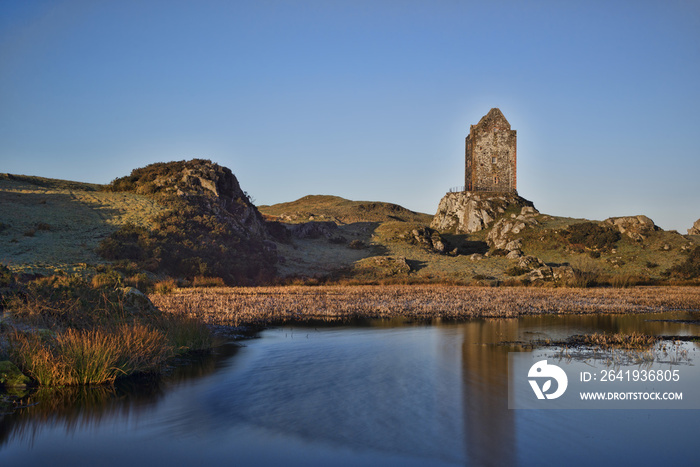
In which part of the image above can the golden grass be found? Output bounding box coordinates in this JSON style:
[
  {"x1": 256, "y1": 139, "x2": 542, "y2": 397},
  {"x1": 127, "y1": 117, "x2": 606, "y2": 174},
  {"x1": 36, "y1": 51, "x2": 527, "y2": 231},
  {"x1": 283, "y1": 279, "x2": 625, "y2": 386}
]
[
  {"x1": 8, "y1": 324, "x2": 174, "y2": 386},
  {"x1": 149, "y1": 285, "x2": 700, "y2": 327}
]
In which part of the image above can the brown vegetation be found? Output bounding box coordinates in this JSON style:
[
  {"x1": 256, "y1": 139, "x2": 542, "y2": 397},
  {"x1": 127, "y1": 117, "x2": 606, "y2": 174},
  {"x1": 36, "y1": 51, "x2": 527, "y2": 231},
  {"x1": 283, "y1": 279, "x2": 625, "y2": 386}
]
[
  {"x1": 149, "y1": 285, "x2": 700, "y2": 327},
  {"x1": 0, "y1": 272, "x2": 213, "y2": 386}
]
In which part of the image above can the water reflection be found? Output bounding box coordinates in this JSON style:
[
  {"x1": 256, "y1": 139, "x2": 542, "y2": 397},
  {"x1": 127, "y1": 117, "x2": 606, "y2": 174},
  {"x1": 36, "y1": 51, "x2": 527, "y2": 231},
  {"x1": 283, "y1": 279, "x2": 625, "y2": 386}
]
[
  {"x1": 0, "y1": 312, "x2": 698, "y2": 466},
  {"x1": 461, "y1": 320, "x2": 519, "y2": 467},
  {"x1": 0, "y1": 344, "x2": 240, "y2": 449}
]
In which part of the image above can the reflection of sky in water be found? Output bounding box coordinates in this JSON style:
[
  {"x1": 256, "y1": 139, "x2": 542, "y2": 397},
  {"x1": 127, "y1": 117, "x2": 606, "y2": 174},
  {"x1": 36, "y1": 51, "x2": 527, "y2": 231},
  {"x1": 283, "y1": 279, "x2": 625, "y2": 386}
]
[{"x1": 0, "y1": 312, "x2": 698, "y2": 466}]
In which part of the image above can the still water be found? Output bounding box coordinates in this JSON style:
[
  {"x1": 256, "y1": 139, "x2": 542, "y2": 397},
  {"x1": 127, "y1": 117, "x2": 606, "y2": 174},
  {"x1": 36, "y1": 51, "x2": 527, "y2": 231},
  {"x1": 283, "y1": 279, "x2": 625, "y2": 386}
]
[{"x1": 1, "y1": 312, "x2": 699, "y2": 466}]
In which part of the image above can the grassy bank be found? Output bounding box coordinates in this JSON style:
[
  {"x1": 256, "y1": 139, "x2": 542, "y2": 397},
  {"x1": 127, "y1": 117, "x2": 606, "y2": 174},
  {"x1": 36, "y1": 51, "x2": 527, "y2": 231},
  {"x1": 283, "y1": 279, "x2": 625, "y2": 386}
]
[
  {"x1": 149, "y1": 285, "x2": 700, "y2": 327},
  {"x1": 0, "y1": 271, "x2": 213, "y2": 387}
]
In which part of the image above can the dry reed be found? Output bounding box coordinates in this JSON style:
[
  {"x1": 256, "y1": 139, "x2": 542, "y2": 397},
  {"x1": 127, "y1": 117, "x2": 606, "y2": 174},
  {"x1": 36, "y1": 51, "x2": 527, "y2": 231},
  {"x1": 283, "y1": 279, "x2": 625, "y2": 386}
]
[{"x1": 149, "y1": 285, "x2": 700, "y2": 327}]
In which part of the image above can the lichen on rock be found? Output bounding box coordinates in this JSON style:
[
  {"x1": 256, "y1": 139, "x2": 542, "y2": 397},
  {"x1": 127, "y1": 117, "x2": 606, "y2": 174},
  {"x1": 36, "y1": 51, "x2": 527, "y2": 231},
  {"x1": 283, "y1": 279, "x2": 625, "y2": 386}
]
[
  {"x1": 431, "y1": 192, "x2": 535, "y2": 234},
  {"x1": 604, "y1": 215, "x2": 659, "y2": 241}
]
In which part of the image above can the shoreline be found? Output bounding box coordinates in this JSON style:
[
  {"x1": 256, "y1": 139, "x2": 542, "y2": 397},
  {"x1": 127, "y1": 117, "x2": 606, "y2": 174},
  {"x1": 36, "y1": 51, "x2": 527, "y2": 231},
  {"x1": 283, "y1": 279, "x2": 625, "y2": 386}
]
[{"x1": 149, "y1": 285, "x2": 700, "y2": 328}]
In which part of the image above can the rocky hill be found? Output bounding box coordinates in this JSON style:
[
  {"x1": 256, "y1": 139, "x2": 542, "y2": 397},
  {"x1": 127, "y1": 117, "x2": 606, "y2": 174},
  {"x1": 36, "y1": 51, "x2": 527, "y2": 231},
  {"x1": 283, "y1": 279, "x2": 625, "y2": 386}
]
[
  {"x1": 2, "y1": 164, "x2": 698, "y2": 286},
  {"x1": 259, "y1": 195, "x2": 432, "y2": 225},
  {"x1": 100, "y1": 159, "x2": 278, "y2": 284},
  {"x1": 689, "y1": 219, "x2": 700, "y2": 236}
]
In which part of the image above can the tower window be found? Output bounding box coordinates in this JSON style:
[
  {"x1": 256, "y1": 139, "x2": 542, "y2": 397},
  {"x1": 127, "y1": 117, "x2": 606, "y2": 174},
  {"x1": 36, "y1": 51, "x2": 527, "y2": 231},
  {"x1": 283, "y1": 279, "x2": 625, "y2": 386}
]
[
  {"x1": 494, "y1": 175, "x2": 499, "y2": 184},
  {"x1": 492, "y1": 156, "x2": 497, "y2": 164}
]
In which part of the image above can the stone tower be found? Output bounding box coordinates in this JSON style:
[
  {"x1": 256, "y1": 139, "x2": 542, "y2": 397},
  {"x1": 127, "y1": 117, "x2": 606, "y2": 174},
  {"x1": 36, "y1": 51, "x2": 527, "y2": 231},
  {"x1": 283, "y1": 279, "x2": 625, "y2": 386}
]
[{"x1": 465, "y1": 108, "x2": 517, "y2": 193}]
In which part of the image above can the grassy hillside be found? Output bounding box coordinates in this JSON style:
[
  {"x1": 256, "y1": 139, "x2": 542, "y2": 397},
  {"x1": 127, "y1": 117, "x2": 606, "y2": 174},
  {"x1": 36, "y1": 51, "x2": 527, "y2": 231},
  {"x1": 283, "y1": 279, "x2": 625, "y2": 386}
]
[
  {"x1": 264, "y1": 192, "x2": 698, "y2": 285},
  {"x1": 1, "y1": 170, "x2": 697, "y2": 286},
  {"x1": 259, "y1": 195, "x2": 433, "y2": 224},
  {"x1": 0, "y1": 173, "x2": 166, "y2": 275}
]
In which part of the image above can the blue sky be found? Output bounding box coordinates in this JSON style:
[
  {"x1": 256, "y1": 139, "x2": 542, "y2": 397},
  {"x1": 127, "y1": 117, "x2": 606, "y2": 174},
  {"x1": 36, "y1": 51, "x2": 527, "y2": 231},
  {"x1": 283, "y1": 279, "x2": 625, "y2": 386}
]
[{"x1": 1, "y1": 0, "x2": 699, "y2": 231}]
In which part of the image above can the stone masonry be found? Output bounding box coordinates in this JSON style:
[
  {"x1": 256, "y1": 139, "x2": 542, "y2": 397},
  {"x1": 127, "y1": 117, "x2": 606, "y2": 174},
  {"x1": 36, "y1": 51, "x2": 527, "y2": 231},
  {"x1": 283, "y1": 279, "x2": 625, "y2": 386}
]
[{"x1": 465, "y1": 108, "x2": 517, "y2": 193}]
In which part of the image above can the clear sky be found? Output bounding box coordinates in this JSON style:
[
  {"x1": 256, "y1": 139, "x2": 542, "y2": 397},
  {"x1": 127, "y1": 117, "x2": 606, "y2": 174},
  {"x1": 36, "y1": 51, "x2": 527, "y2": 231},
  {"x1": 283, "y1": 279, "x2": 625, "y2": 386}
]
[{"x1": 1, "y1": 0, "x2": 699, "y2": 231}]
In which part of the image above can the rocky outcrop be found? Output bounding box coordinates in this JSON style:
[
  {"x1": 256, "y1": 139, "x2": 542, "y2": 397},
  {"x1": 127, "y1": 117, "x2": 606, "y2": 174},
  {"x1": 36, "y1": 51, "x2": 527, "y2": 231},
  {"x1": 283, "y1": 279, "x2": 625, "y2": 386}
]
[
  {"x1": 487, "y1": 207, "x2": 540, "y2": 250},
  {"x1": 431, "y1": 192, "x2": 535, "y2": 234},
  {"x1": 408, "y1": 227, "x2": 448, "y2": 253},
  {"x1": 604, "y1": 215, "x2": 659, "y2": 241},
  {"x1": 103, "y1": 160, "x2": 278, "y2": 284},
  {"x1": 688, "y1": 219, "x2": 700, "y2": 235},
  {"x1": 111, "y1": 159, "x2": 269, "y2": 239}
]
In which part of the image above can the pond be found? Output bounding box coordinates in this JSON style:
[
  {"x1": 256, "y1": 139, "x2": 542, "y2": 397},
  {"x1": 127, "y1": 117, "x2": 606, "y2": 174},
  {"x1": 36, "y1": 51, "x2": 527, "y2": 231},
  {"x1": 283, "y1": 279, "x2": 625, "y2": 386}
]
[{"x1": 1, "y1": 311, "x2": 699, "y2": 466}]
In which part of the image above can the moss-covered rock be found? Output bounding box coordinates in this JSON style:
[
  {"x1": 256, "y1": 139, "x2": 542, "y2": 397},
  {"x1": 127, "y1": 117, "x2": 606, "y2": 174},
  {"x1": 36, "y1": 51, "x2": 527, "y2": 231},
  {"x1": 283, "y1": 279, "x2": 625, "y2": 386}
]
[{"x1": 0, "y1": 360, "x2": 31, "y2": 388}]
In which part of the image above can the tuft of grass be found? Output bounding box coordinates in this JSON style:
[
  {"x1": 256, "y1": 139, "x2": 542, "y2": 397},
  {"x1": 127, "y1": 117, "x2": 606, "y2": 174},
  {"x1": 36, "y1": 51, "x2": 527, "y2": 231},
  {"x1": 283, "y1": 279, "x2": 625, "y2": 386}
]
[
  {"x1": 1, "y1": 270, "x2": 214, "y2": 387},
  {"x1": 153, "y1": 278, "x2": 178, "y2": 294},
  {"x1": 191, "y1": 276, "x2": 226, "y2": 288},
  {"x1": 571, "y1": 332, "x2": 660, "y2": 350},
  {"x1": 9, "y1": 325, "x2": 174, "y2": 386}
]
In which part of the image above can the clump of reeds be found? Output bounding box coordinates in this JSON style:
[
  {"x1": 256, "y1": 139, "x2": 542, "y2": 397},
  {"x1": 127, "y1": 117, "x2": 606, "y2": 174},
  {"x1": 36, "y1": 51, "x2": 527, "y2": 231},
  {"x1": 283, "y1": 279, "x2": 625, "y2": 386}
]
[
  {"x1": 1, "y1": 271, "x2": 215, "y2": 387},
  {"x1": 570, "y1": 332, "x2": 660, "y2": 350},
  {"x1": 8, "y1": 324, "x2": 174, "y2": 386}
]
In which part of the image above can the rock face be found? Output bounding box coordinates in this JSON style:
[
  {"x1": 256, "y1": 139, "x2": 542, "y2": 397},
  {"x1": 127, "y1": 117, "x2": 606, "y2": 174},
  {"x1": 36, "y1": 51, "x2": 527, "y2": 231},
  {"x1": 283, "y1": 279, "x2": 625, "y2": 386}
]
[
  {"x1": 689, "y1": 219, "x2": 700, "y2": 235},
  {"x1": 604, "y1": 215, "x2": 659, "y2": 241},
  {"x1": 431, "y1": 192, "x2": 535, "y2": 234},
  {"x1": 487, "y1": 207, "x2": 540, "y2": 250}
]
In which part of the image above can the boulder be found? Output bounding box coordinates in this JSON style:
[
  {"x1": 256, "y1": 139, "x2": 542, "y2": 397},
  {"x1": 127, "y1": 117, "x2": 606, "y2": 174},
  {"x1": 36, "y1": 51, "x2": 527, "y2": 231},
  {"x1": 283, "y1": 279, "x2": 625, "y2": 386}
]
[
  {"x1": 528, "y1": 266, "x2": 553, "y2": 281},
  {"x1": 518, "y1": 255, "x2": 547, "y2": 270},
  {"x1": 552, "y1": 266, "x2": 575, "y2": 281},
  {"x1": 504, "y1": 239, "x2": 523, "y2": 252},
  {"x1": 431, "y1": 192, "x2": 536, "y2": 234},
  {"x1": 506, "y1": 249, "x2": 523, "y2": 259},
  {"x1": 688, "y1": 219, "x2": 700, "y2": 235},
  {"x1": 409, "y1": 227, "x2": 448, "y2": 253},
  {"x1": 0, "y1": 361, "x2": 31, "y2": 388},
  {"x1": 604, "y1": 215, "x2": 659, "y2": 241},
  {"x1": 120, "y1": 287, "x2": 158, "y2": 314}
]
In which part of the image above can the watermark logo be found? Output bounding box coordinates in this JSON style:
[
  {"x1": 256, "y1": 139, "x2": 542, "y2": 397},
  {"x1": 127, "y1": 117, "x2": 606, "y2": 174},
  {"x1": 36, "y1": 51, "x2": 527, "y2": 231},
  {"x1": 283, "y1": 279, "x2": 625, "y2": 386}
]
[{"x1": 528, "y1": 360, "x2": 568, "y2": 400}]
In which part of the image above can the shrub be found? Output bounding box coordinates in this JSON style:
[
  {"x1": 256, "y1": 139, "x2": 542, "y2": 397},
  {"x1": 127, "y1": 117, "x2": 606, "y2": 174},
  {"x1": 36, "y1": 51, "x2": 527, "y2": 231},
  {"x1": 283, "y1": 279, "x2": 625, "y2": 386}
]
[
  {"x1": 125, "y1": 272, "x2": 152, "y2": 290},
  {"x1": 667, "y1": 246, "x2": 700, "y2": 279},
  {"x1": 562, "y1": 222, "x2": 620, "y2": 251},
  {"x1": 91, "y1": 271, "x2": 123, "y2": 289},
  {"x1": 153, "y1": 278, "x2": 178, "y2": 294},
  {"x1": 191, "y1": 276, "x2": 226, "y2": 287}
]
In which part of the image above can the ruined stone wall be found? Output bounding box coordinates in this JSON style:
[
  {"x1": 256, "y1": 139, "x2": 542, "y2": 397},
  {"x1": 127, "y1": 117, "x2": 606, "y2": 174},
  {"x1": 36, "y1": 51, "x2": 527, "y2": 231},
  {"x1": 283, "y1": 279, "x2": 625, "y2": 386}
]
[{"x1": 464, "y1": 109, "x2": 517, "y2": 193}]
